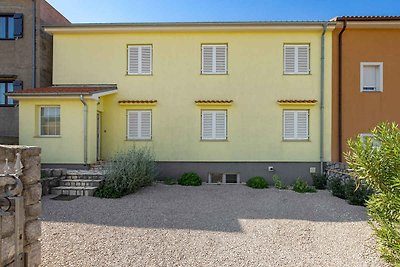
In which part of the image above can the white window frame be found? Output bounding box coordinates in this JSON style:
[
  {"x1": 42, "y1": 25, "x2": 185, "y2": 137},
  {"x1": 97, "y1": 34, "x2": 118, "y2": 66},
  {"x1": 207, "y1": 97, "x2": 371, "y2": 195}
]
[
  {"x1": 127, "y1": 110, "x2": 152, "y2": 140},
  {"x1": 283, "y1": 110, "x2": 309, "y2": 141},
  {"x1": 201, "y1": 44, "x2": 228, "y2": 75},
  {"x1": 283, "y1": 44, "x2": 310, "y2": 75},
  {"x1": 208, "y1": 173, "x2": 240, "y2": 184},
  {"x1": 360, "y1": 62, "x2": 383, "y2": 92},
  {"x1": 127, "y1": 45, "x2": 153, "y2": 75},
  {"x1": 39, "y1": 106, "x2": 61, "y2": 137},
  {"x1": 201, "y1": 110, "x2": 227, "y2": 140}
]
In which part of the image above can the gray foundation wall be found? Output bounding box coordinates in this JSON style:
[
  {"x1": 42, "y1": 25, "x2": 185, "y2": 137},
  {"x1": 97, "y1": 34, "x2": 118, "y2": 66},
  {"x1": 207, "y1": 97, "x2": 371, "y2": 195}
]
[{"x1": 156, "y1": 162, "x2": 321, "y2": 184}]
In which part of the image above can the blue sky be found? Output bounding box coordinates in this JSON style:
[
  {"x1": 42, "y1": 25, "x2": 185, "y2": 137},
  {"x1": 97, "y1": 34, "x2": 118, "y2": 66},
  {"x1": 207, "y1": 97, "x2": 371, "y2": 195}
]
[{"x1": 47, "y1": 0, "x2": 400, "y2": 23}]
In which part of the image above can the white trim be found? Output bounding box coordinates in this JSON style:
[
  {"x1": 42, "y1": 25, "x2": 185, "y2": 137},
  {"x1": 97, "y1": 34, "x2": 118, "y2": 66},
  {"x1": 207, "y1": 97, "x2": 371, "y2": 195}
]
[
  {"x1": 283, "y1": 110, "x2": 309, "y2": 140},
  {"x1": 283, "y1": 44, "x2": 310, "y2": 75},
  {"x1": 360, "y1": 62, "x2": 383, "y2": 92},
  {"x1": 127, "y1": 45, "x2": 153, "y2": 75},
  {"x1": 91, "y1": 89, "x2": 118, "y2": 100},
  {"x1": 126, "y1": 110, "x2": 152, "y2": 140},
  {"x1": 201, "y1": 110, "x2": 227, "y2": 140},
  {"x1": 201, "y1": 44, "x2": 227, "y2": 75},
  {"x1": 39, "y1": 106, "x2": 61, "y2": 137}
]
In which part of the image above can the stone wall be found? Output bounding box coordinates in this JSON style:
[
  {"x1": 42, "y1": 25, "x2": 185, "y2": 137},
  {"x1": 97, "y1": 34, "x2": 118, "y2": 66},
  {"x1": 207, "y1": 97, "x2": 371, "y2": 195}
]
[
  {"x1": 0, "y1": 145, "x2": 41, "y2": 267},
  {"x1": 40, "y1": 168, "x2": 66, "y2": 196},
  {"x1": 325, "y1": 161, "x2": 352, "y2": 184}
]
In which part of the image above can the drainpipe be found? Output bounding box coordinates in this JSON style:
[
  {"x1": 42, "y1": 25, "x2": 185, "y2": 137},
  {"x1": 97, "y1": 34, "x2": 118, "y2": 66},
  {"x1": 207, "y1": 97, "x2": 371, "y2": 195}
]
[
  {"x1": 320, "y1": 22, "x2": 328, "y2": 175},
  {"x1": 32, "y1": 0, "x2": 36, "y2": 88},
  {"x1": 338, "y1": 19, "x2": 347, "y2": 162},
  {"x1": 80, "y1": 95, "x2": 88, "y2": 165}
]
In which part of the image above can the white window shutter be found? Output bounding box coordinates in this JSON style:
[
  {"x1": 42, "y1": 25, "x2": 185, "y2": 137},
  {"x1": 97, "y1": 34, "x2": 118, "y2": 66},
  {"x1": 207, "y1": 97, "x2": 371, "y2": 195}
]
[
  {"x1": 215, "y1": 45, "x2": 227, "y2": 74},
  {"x1": 202, "y1": 111, "x2": 214, "y2": 139},
  {"x1": 141, "y1": 111, "x2": 152, "y2": 139},
  {"x1": 296, "y1": 111, "x2": 309, "y2": 139},
  {"x1": 283, "y1": 111, "x2": 295, "y2": 139},
  {"x1": 128, "y1": 45, "x2": 152, "y2": 74},
  {"x1": 202, "y1": 45, "x2": 227, "y2": 74},
  {"x1": 284, "y1": 46, "x2": 296, "y2": 74},
  {"x1": 127, "y1": 110, "x2": 152, "y2": 140},
  {"x1": 297, "y1": 46, "x2": 309, "y2": 74},
  {"x1": 215, "y1": 111, "x2": 227, "y2": 139},
  {"x1": 363, "y1": 65, "x2": 377, "y2": 89}
]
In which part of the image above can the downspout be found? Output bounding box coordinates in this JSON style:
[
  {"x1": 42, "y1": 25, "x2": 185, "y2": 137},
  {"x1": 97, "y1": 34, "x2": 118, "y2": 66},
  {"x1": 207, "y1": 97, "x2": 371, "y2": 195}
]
[
  {"x1": 338, "y1": 20, "x2": 347, "y2": 162},
  {"x1": 80, "y1": 95, "x2": 88, "y2": 165},
  {"x1": 320, "y1": 22, "x2": 328, "y2": 175},
  {"x1": 32, "y1": 0, "x2": 36, "y2": 88}
]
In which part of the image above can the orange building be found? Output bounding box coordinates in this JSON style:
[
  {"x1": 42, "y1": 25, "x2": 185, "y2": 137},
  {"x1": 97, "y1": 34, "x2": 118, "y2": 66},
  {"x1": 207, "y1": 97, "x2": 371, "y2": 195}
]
[{"x1": 332, "y1": 16, "x2": 400, "y2": 162}]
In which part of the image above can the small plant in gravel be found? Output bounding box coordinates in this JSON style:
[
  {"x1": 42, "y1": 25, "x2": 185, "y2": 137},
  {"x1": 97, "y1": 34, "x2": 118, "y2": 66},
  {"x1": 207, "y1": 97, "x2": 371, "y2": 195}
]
[
  {"x1": 163, "y1": 178, "x2": 177, "y2": 185},
  {"x1": 178, "y1": 172, "x2": 202, "y2": 186},
  {"x1": 272, "y1": 175, "x2": 287, "y2": 189},
  {"x1": 292, "y1": 178, "x2": 316, "y2": 193},
  {"x1": 346, "y1": 122, "x2": 400, "y2": 265},
  {"x1": 312, "y1": 174, "x2": 327, "y2": 190},
  {"x1": 344, "y1": 179, "x2": 372, "y2": 206},
  {"x1": 328, "y1": 177, "x2": 346, "y2": 199},
  {"x1": 246, "y1": 176, "x2": 268, "y2": 189},
  {"x1": 95, "y1": 147, "x2": 157, "y2": 198}
]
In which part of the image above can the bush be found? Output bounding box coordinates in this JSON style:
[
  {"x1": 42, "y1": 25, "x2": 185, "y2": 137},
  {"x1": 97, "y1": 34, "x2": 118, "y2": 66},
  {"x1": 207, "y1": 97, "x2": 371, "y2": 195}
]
[
  {"x1": 246, "y1": 176, "x2": 268, "y2": 189},
  {"x1": 328, "y1": 177, "x2": 346, "y2": 199},
  {"x1": 346, "y1": 122, "x2": 400, "y2": 265},
  {"x1": 178, "y1": 172, "x2": 202, "y2": 186},
  {"x1": 163, "y1": 178, "x2": 177, "y2": 185},
  {"x1": 312, "y1": 174, "x2": 327, "y2": 190},
  {"x1": 95, "y1": 147, "x2": 156, "y2": 198},
  {"x1": 292, "y1": 178, "x2": 317, "y2": 193},
  {"x1": 344, "y1": 179, "x2": 372, "y2": 206},
  {"x1": 272, "y1": 175, "x2": 287, "y2": 189}
]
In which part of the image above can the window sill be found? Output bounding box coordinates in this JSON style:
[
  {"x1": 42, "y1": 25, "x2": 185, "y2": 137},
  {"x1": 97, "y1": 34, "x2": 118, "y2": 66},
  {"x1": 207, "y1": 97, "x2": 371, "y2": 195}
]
[
  {"x1": 283, "y1": 73, "x2": 311, "y2": 76},
  {"x1": 282, "y1": 139, "x2": 310, "y2": 142},
  {"x1": 125, "y1": 139, "x2": 152, "y2": 141},
  {"x1": 361, "y1": 90, "x2": 383, "y2": 93},
  {"x1": 200, "y1": 139, "x2": 229, "y2": 142},
  {"x1": 201, "y1": 73, "x2": 228, "y2": 75},
  {"x1": 126, "y1": 73, "x2": 152, "y2": 76},
  {"x1": 34, "y1": 135, "x2": 62, "y2": 138}
]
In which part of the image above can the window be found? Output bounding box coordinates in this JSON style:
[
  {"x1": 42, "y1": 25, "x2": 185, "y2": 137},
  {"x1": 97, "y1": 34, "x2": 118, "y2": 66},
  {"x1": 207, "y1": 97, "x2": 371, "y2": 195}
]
[
  {"x1": 40, "y1": 107, "x2": 60, "y2": 136},
  {"x1": 0, "y1": 14, "x2": 23, "y2": 40},
  {"x1": 0, "y1": 81, "x2": 14, "y2": 105},
  {"x1": 283, "y1": 110, "x2": 309, "y2": 140},
  {"x1": 208, "y1": 173, "x2": 240, "y2": 184},
  {"x1": 360, "y1": 62, "x2": 383, "y2": 92},
  {"x1": 201, "y1": 110, "x2": 227, "y2": 140},
  {"x1": 127, "y1": 45, "x2": 152, "y2": 75},
  {"x1": 283, "y1": 44, "x2": 310, "y2": 74},
  {"x1": 127, "y1": 110, "x2": 152, "y2": 140},
  {"x1": 201, "y1": 44, "x2": 227, "y2": 74}
]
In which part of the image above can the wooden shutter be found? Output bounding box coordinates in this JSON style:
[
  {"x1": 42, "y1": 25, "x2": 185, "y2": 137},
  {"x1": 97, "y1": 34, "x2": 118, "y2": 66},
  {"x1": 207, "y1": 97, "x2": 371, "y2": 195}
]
[
  {"x1": 13, "y1": 13, "x2": 23, "y2": 38},
  {"x1": 127, "y1": 110, "x2": 152, "y2": 140},
  {"x1": 202, "y1": 45, "x2": 227, "y2": 74},
  {"x1": 201, "y1": 111, "x2": 214, "y2": 139},
  {"x1": 128, "y1": 45, "x2": 152, "y2": 75},
  {"x1": 215, "y1": 111, "x2": 227, "y2": 139},
  {"x1": 283, "y1": 110, "x2": 309, "y2": 140},
  {"x1": 284, "y1": 45, "x2": 309, "y2": 74}
]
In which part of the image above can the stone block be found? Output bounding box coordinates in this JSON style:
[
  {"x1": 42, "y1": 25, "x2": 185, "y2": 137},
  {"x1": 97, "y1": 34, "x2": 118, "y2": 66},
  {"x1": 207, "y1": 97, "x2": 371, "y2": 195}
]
[
  {"x1": 1, "y1": 214, "x2": 15, "y2": 236},
  {"x1": 23, "y1": 183, "x2": 42, "y2": 206},
  {"x1": 21, "y1": 164, "x2": 41, "y2": 185},
  {"x1": 25, "y1": 220, "x2": 41, "y2": 244},
  {"x1": 25, "y1": 202, "x2": 42, "y2": 220},
  {"x1": 22, "y1": 156, "x2": 41, "y2": 170},
  {"x1": 2, "y1": 234, "x2": 16, "y2": 266},
  {"x1": 24, "y1": 241, "x2": 41, "y2": 267}
]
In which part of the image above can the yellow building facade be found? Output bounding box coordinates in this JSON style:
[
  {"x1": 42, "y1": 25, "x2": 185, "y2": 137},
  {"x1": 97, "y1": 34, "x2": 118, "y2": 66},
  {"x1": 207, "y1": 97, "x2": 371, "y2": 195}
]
[{"x1": 12, "y1": 22, "x2": 333, "y2": 182}]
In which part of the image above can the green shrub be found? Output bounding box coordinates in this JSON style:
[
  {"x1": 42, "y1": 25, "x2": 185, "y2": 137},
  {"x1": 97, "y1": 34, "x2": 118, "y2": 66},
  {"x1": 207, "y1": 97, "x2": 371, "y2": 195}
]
[
  {"x1": 246, "y1": 176, "x2": 268, "y2": 189},
  {"x1": 178, "y1": 172, "x2": 202, "y2": 186},
  {"x1": 344, "y1": 179, "x2": 372, "y2": 206},
  {"x1": 95, "y1": 147, "x2": 156, "y2": 198},
  {"x1": 312, "y1": 174, "x2": 327, "y2": 190},
  {"x1": 272, "y1": 174, "x2": 287, "y2": 189},
  {"x1": 328, "y1": 177, "x2": 346, "y2": 199},
  {"x1": 346, "y1": 122, "x2": 400, "y2": 265},
  {"x1": 292, "y1": 178, "x2": 317, "y2": 193},
  {"x1": 163, "y1": 178, "x2": 177, "y2": 185}
]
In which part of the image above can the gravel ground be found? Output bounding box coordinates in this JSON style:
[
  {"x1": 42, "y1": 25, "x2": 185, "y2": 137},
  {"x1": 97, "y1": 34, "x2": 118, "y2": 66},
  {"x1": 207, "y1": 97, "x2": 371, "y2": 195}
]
[{"x1": 41, "y1": 184, "x2": 387, "y2": 267}]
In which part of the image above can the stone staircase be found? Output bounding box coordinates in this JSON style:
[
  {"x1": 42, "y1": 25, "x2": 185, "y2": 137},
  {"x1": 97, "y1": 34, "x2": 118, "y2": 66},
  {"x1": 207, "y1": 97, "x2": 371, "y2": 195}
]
[{"x1": 51, "y1": 169, "x2": 105, "y2": 196}]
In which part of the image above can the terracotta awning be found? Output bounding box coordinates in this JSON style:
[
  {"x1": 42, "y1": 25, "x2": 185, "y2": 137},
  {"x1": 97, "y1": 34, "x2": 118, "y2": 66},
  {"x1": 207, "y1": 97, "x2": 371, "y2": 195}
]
[
  {"x1": 195, "y1": 100, "x2": 233, "y2": 104},
  {"x1": 277, "y1": 99, "x2": 317, "y2": 104},
  {"x1": 118, "y1": 100, "x2": 157, "y2": 104},
  {"x1": 7, "y1": 84, "x2": 117, "y2": 97}
]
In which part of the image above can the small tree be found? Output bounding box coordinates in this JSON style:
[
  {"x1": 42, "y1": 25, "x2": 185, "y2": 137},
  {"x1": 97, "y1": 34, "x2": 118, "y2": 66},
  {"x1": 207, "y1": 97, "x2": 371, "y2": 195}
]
[{"x1": 345, "y1": 122, "x2": 400, "y2": 265}]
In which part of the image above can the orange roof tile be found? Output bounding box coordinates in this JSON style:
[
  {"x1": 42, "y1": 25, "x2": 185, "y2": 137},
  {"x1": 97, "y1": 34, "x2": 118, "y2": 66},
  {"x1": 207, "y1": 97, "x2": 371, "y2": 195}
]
[
  {"x1": 277, "y1": 100, "x2": 317, "y2": 103},
  {"x1": 118, "y1": 100, "x2": 158, "y2": 104},
  {"x1": 195, "y1": 100, "x2": 233, "y2": 104},
  {"x1": 8, "y1": 85, "x2": 117, "y2": 96}
]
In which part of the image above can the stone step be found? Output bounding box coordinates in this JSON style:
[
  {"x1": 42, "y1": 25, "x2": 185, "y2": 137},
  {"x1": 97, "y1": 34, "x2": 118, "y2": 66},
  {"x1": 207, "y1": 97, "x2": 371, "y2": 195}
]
[
  {"x1": 51, "y1": 186, "x2": 97, "y2": 196},
  {"x1": 60, "y1": 179, "x2": 103, "y2": 187},
  {"x1": 65, "y1": 174, "x2": 104, "y2": 180}
]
